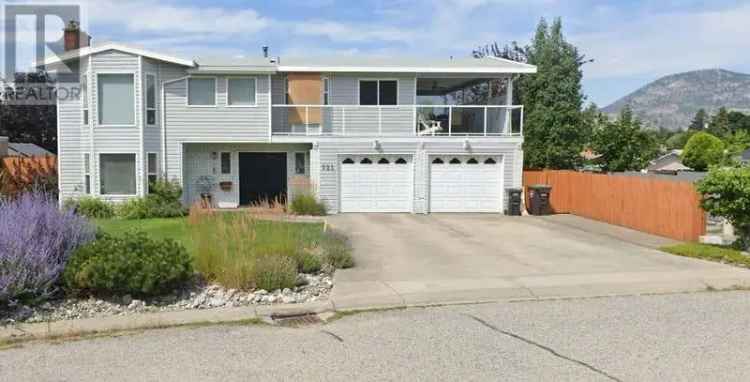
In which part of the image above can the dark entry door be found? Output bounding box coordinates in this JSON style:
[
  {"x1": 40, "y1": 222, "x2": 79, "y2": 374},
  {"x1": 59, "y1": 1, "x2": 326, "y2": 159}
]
[{"x1": 238, "y1": 153, "x2": 287, "y2": 205}]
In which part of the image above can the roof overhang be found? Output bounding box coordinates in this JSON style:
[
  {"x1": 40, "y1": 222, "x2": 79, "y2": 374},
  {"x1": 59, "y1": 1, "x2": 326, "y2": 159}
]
[
  {"x1": 187, "y1": 66, "x2": 277, "y2": 75},
  {"x1": 276, "y1": 66, "x2": 536, "y2": 74},
  {"x1": 39, "y1": 43, "x2": 196, "y2": 68}
]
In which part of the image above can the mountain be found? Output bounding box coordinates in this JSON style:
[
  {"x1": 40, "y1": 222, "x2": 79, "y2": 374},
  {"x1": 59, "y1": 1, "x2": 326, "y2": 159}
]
[{"x1": 602, "y1": 69, "x2": 750, "y2": 131}]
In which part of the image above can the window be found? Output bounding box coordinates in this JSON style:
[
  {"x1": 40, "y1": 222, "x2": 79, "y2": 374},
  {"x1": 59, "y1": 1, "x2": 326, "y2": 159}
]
[
  {"x1": 98, "y1": 73, "x2": 135, "y2": 125},
  {"x1": 187, "y1": 77, "x2": 216, "y2": 106},
  {"x1": 432, "y1": 158, "x2": 444, "y2": 164},
  {"x1": 146, "y1": 74, "x2": 156, "y2": 126},
  {"x1": 359, "y1": 80, "x2": 397, "y2": 106},
  {"x1": 295, "y1": 152, "x2": 306, "y2": 175},
  {"x1": 147, "y1": 153, "x2": 158, "y2": 193},
  {"x1": 100, "y1": 154, "x2": 136, "y2": 195},
  {"x1": 81, "y1": 74, "x2": 89, "y2": 125},
  {"x1": 342, "y1": 158, "x2": 354, "y2": 164},
  {"x1": 449, "y1": 158, "x2": 461, "y2": 164},
  {"x1": 220, "y1": 152, "x2": 231, "y2": 174},
  {"x1": 484, "y1": 158, "x2": 496, "y2": 165},
  {"x1": 227, "y1": 78, "x2": 256, "y2": 106},
  {"x1": 378, "y1": 158, "x2": 390, "y2": 164},
  {"x1": 395, "y1": 158, "x2": 407, "y2": 164},
  {"x1": 322, "y1": 77, "x2": 330, "y2": 105},
  {"x1": 360, "y1": 158, "x2": 372, "y2": 164},
  {"x1": 83, "y1": 153, "x2": 91, "y2": 194},
  {"x1": 467, "y1": 158, "x2": 479, "y2": 164}
]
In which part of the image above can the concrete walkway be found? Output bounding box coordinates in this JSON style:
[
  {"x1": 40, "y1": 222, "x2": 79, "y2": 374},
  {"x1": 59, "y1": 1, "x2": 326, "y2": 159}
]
[{"x1": 328, "y1": 213, "x2": 750, "y2": 309}]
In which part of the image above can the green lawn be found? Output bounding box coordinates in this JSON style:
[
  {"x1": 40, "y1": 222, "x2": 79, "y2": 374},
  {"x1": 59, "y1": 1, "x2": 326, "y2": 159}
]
[
  {"x1": 660, "y1": 243, "x2": 750, "y2": 268},
  {"x1": 95, "y1": 217, "x2": 325, "y2": 256}
]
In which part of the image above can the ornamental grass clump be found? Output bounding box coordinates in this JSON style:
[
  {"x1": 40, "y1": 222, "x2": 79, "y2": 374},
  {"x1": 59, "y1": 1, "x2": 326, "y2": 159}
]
[{"x1": 0, "y1": 191, "x2": 95, "y2": 305}]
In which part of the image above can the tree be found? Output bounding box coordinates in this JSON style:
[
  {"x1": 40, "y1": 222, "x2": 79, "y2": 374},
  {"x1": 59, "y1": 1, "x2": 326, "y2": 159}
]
[
  {"x1": 474, "y1": 18, "x2": 589, "y2": 169},
  {"x1": 665, "y1": 130, "x2": 694, "y2": 150},
  {"x1": 707, "y1": 107, "x2": 731, "y2": 138},
  {"x1": 697, "y1": 166, "x2": 750, "y2": 250},
  {"x1": 590, "y1": 107, "x2": 658, "y2": 172},
  {"x1": 0, "y1": 71, "x2": 57, "y2": 153},
  {"x1": 723, "y1": 130, "x2": 750, "y2": 165},
  {"x1": 727, "y1": 110, "x2": 750, "y2": 134},
  {"x1": 681, "y1": 132, "x2": 725, "y2": 171},
  {"x1": 688, "y1": 109, "x2": 708, "y2": 131}
]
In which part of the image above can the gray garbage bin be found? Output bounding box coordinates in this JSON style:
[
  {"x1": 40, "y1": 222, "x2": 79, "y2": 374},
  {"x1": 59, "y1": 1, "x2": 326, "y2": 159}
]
[
  {"x1": 505, "y1": 188, "x2": 522, "y2": 216},
  {"x1": 527, "y1": 184, "x2": 552, "y2": 215}
]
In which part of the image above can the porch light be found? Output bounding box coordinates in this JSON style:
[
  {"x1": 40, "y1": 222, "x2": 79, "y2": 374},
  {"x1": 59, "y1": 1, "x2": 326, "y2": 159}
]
[
  {"x1": 373, "y1": 140, "x2": 381, "y2": 150},
  {"x1": 463, "y1": 139, "x2": 471, "y2": 151}
]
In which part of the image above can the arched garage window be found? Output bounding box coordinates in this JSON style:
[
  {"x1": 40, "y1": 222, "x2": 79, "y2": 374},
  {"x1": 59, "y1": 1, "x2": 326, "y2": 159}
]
[
  {"x1": 432, "y1": 158, "x2": 444, "y2": 164},
  {"x1": 360, "y1": 158, "x2": 373, "y2": 164},
  {"x1": 342, "y1": 158, "x2": 354, "y2": 164},
  {"x1": 467, "y1": 158, "x2": 478, "y2": 164},
  {"x1": 395, "y1": 158, "x2": 407, "y2": 164},
  {"x1": 484, "y1": 158, "x2": 496, "y2": 164},
  {"x1": 449, "y1": 158, "x2": 461, "y2": 164},
  {"x1": 378, "y1": 158, "x2": 390, "y2": 164}
]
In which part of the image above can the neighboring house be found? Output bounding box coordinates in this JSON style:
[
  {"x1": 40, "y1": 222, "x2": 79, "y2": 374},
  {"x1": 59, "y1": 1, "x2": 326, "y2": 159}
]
[
  {"x1": 46, "y1": 24, "x2": 536, "y2": 213},
  {"x1": 0, "y1": 137, "x2": 54, "y2": 158},
  {"x1": 646, "y1": 150, "x2": 692, "y2": 174}
]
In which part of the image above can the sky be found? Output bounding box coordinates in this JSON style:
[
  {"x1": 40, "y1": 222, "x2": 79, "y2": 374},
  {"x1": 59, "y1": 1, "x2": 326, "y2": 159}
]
[{"x1": 4, "y1": 0, "x2": 750, "y2": 106}]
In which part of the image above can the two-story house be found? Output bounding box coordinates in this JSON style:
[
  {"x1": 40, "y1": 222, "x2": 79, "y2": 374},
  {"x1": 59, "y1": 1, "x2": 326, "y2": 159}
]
[{"x1": 47, "y1": 27, "x2": 536, "y2": 214}]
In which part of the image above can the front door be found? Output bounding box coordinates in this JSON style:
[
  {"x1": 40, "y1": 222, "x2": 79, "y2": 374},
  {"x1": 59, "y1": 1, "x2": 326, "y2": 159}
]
[{"x1": 239, "y1": 153, "x2": 287, "y2": 205}]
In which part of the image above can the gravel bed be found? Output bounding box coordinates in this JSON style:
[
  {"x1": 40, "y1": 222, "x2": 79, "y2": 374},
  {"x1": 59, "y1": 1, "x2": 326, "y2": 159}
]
[{"x1": 1, "y1": 272, "x2": 333, "y2": 325}]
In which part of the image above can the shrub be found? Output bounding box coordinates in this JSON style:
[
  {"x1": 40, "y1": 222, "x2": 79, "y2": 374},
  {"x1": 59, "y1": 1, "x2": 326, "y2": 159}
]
[
  {"x1": 0, "y1": 192, "x2": 95, "y2": 305},
  {"x1": 290, "y1": 193, "x2": 327, "y2": 216},
  {"x1": 682, "y1": 132, "x2": 725, "y2": 171},
  {"x1": 64, "y1": 197, "x2": 115, "y2": 219},
  {"x1": 297, "y1": 251, "x2": 322, "y2": 273},
  {"x1": 116, "y1": 180, "x2": 186, "y2": 220},
  {"x1": 253, "y1": 255, "x2": 297, "y2": 291},
  {"x1": 697, "y1": 166, "x2": 750, "y2": 250},
  {"x1": 63, "y1": 231, "x2": 192, "y2": 297},
  {"x1": 321, "y1": 230, "x2": 354, "y2": 269}
]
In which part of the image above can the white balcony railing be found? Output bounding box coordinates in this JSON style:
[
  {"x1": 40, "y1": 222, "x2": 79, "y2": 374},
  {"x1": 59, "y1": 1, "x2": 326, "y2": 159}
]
[{"x1": 271, "y1": 104, "x2": 523, "y2": 137}]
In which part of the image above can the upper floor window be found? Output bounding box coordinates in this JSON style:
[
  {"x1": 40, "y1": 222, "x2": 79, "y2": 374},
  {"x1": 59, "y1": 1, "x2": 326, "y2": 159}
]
[
  {"x1": 227, "y1": 78, "x2": 256, "y2": 106},
  {"x1": 145, "y1": 74, "x2": 157, "y2": 126},
  {"x1": 98, "y1": 73, "x2": 135, "y2": 126},
  {"x1": 187, "y1": 77, "x2": 216, "y2": 106},
  {"x1": 359, "y1": 80, "x2": 397, "y2": 106},
  {"x1": 81, "y1": 74, "x2": 89, "y2": 125}
]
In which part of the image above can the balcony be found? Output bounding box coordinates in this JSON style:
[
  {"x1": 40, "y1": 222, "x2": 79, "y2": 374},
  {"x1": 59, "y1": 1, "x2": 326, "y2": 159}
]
[{"x1": 271, "y1": 104, "x2": 523, "y2": 137}]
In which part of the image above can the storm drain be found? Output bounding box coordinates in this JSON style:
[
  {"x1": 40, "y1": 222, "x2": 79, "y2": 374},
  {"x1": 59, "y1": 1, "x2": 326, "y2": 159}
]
[{"x1": 270, "y1": 312, "x2": 322, "y2": 327}]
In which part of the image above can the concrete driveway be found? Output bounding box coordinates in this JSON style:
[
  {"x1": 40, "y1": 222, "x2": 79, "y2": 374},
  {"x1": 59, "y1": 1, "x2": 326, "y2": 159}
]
[{"x1": 328, "y1": 214, "x2": 750, "y2": 309}]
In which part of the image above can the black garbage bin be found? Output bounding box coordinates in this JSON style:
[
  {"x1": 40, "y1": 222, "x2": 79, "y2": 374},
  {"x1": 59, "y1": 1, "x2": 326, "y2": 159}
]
[
  {"x1": 527, "y1": 184, "x2": 552, "y2": 215},
  {"x1": 505, "y1": 188, "x2": 522, "y2": 216}
]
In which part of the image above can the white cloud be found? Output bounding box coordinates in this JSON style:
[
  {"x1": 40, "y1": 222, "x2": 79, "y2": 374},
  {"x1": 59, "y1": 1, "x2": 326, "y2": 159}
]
[{"x1": 292, "y1": 20, "x2": 417, "y2": 43}]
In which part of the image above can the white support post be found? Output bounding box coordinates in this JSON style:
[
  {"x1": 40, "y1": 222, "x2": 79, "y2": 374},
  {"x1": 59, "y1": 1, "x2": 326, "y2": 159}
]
[
  {"x1": 520, "y1": 106, "x2": 524, "y2": 136},
  {"x1": 483, "y1": 107, "x2": 488, "y2": 136},
  {"x1": 448, "y1": 106, "x2": 453, "y2": 136},
  {"x1": 505, "y1": 78, "x2": 514, "y2": 135}
]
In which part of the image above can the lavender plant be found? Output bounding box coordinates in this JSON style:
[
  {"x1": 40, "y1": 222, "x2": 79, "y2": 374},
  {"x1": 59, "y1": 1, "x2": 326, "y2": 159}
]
[{"x1": 0, "y1": 191, "x2": 95, "y2": 305}]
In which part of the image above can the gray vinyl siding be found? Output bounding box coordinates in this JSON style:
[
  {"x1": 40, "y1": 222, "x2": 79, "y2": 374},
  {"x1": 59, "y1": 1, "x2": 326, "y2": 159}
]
[
  {"x1": 163, "y1": 74, "x2": 272, "y2": 187},
  {"x1": 314, "y1": 138, "x2": 521, "y2": 213},
  {"x1": 56, "y1": 60, "x2": 84, "y2": 200}
]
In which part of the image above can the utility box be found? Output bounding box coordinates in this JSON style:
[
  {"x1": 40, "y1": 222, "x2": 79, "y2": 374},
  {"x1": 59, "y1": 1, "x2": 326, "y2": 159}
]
[
  {"x1": 527, "y1": 184, "x2": 552, "y2": 215},
  {"x1": 505, "y1": 188, "x2": 522, "y2": 216}
]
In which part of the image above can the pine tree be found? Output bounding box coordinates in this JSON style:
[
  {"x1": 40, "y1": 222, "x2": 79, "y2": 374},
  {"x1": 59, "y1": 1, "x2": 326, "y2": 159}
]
[
  {"x1": 707, "y1": 107, "x2": 731, "y2": 138},
  {"x1": 519, "y1": 18, "x2": 588, "y2": 169},
  {"x1": 688, "y1": 109, "x2": 707, "y2": 131}
]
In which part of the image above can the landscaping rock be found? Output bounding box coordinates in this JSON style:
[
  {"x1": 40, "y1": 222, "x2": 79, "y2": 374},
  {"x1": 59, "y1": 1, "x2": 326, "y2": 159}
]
[{"x1": 1, "y1": 270, "x2": 334, "y2": 325}]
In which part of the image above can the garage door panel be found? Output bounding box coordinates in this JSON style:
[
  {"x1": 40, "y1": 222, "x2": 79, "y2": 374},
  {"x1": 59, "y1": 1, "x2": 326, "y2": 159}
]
[
  {"x1": 340, "y1": 155, "x2": 413, "y2": 213},
  {"x1": 429, "y1": 156, "x2": 502, "y2": 213}
]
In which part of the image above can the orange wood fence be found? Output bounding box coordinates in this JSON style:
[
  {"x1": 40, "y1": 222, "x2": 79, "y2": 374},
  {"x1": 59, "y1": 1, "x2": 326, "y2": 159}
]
[
  {"x1": 523, "y1": 170, "x2": 706, "y2": 241},
  {"x1": 1, "y1": 155, "x2": 57, "y2": 194}
]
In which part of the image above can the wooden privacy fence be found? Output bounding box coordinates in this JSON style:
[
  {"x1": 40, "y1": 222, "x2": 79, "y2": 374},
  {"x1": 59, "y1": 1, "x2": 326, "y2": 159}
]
[
  {"x1": 1, "y1": 155, "x2": 57, "y2": 194},
  {"x1": 523, "y1": 170, "x2": 706, "y2": 242}
]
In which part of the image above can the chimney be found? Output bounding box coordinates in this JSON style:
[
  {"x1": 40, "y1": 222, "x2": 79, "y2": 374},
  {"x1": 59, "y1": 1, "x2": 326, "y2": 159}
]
[
  {"x1": 0, "y1": 136, "x2": 8, "y2": 158},
  {"x1": 63, "y1": 20, "x2": 90, "y2": 52},
  {"x1": 262, "y1": 46, "x2": 269, "y2": 58}
]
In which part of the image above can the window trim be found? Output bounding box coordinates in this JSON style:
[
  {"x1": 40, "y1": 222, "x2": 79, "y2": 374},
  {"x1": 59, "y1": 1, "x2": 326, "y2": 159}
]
[
  {"x1": 96, "y1": 71, "x2": 137, "y2": 128},
  {"x1": 82, "y1": 152, "x2": 91, "y2": 194},
  {"x1": 322, "y1": 76, "x2": 330, "y2": 105},
  {"x1": 357, "y1": 78, "x2": 399, "y2": 106},
  {"x1": 81, "y1": 74, "x2": 89, "y2": 126},
  {"x1": 145, "y1": 73, "x2": 157, "y2": 126},
  {"x1": 146, "y1": 152, "x2": 158, "y2": 193},
  {"x1": 220, "y1": 152, "x2": 232, "y2": 175},
  {"x1": 225, "y1": 76, "x2": 258, "y2": 108},
  {"x1": 186, "y1": 76, "x2": 218, "y2": 107},
  {"x1": 98, "y1": 152, "x2": 138, "y2": 196}
]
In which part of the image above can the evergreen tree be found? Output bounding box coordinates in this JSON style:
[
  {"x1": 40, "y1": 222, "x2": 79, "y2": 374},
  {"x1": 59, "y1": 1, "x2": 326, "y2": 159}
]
[
  {"x1": 688, "y1": 109, "x2": 707, "y2": 131},
  {"x1": 518, "y1": 18, "x2": 588, "y2": 169},
  {"x1": 707, "y1": 107, "x2": 731, "y2": 138},
  {"x1": 590, "y1": 106, "x2": 658, "y2": 172}
]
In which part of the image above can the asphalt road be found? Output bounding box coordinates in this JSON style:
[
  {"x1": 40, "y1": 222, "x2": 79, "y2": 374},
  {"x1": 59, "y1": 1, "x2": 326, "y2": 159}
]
[{"x1": 3, "y1": 291, "x2": 750, "y2": 381}]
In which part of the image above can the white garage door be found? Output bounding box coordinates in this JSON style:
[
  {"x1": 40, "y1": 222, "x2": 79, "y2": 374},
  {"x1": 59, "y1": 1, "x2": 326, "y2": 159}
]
[
  {"x1": 429, "y1": 155, "x2": 503, "y2": 213},
  {"x1": 340, "y1": 155, "x2": 413, "y2": 212}
]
